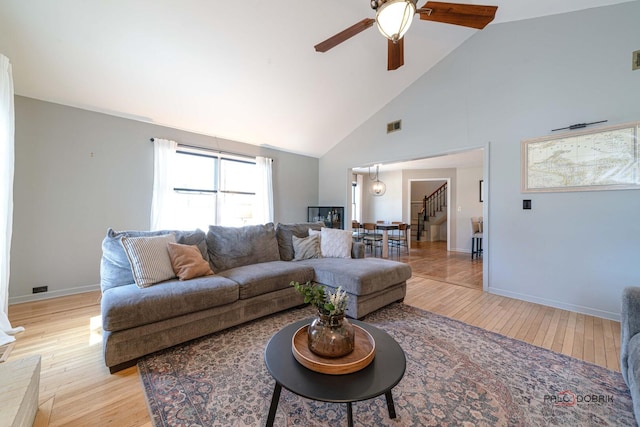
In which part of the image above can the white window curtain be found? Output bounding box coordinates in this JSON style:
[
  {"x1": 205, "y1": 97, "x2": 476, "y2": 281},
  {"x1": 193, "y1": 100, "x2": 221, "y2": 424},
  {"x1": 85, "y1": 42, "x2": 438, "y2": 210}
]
[
  {"x1": 150, "y1": 138, "x2": 178, "y2": 230},
  {"x1": 254, "y1": 156, "x2": 274, "y2": 224},
  {"x1": 0, "y1": 54, "x2": 24, "y2": 345}
]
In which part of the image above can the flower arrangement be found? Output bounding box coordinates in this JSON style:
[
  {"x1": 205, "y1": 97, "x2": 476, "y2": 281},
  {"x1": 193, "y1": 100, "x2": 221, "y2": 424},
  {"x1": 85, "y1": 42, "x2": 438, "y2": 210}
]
[{"x1": 291, "y1": 281, "x2": 348, "y2": 316}]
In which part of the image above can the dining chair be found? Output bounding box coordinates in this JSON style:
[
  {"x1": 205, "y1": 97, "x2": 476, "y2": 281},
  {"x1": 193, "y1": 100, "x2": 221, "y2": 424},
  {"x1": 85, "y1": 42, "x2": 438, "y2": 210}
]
[
  {"x1": 389, "y1": 223, "x2": 408, "y2": 256},
  {"x1": 471, "y1": 217, "x2": 483, "y2": 259},
  {"x1": 362, "y1": 223, "x2": 383, "y2": 257},
  {"x1": 351, "y1": 221, "x2": 363, "y2": 242}
]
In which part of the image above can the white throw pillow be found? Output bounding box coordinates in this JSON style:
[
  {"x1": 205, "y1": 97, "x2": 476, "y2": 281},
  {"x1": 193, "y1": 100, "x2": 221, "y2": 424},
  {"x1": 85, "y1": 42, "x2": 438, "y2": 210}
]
[
  {"x1": 319, "y1": 227, "x2": 352, "y2": 259},
  {"x1": 121, "y1": 233, "x2": 177, "y2": 288}
]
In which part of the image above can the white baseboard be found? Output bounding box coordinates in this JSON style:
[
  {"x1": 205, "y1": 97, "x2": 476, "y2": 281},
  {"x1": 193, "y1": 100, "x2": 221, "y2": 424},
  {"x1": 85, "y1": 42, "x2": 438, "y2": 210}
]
[
  {"x1": 487, "y1": 286, "x2": 620, "y2": 322},
  {"x1": 9, "y1": 284, "x2": 100, "y2": 305}
]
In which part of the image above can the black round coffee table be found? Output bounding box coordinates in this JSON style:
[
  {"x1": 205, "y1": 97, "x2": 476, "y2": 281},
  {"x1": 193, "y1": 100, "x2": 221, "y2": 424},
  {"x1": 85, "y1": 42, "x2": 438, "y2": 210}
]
[{"x1": 264, "y1": 318, "x2": 406, "y2": 427}]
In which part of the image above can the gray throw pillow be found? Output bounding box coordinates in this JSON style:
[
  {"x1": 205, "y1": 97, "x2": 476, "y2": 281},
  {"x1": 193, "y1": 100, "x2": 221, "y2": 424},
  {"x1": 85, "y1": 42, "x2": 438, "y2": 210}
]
[
  {"x1": 275, "y1": 222, "x2": 324, "y2": 261},
  {"x1": 292, "y1": 234, "x2": 321, "y2": 261},
  {"x1": 206, "y1": 223, "x2": 280, "y2": 272}
]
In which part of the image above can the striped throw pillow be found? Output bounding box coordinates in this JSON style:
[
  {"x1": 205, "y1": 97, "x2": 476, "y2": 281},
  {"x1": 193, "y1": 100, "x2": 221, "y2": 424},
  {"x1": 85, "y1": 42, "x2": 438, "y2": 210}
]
[
  {"x1": 121, "y1": 233, "x2": 177, "y2": 288},
  {"x1": 292, "y1": 234, "x2": 321, "y2": 261}
]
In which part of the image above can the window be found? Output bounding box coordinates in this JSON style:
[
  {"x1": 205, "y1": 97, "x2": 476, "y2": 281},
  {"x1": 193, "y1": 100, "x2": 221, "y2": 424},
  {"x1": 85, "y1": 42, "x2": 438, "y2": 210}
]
[{"x1": 172, "y1": 148, "x2": 258, "y2": 230}]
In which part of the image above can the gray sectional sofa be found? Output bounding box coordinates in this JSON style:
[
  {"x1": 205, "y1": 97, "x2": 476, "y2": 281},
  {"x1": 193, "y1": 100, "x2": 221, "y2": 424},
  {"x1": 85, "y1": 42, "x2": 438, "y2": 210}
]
[
  {"x1": 621, "y1": 286, "x2": 640, "y2": 423},
  {"x1": 100, "y1": 222, "x2": 412, "y2": 373}
]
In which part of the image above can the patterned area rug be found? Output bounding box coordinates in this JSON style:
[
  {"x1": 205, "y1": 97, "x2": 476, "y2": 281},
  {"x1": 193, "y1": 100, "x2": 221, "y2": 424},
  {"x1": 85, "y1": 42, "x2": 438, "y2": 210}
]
[{"x1": 138, "y1": 304, "x2": 635, "y2": 426}]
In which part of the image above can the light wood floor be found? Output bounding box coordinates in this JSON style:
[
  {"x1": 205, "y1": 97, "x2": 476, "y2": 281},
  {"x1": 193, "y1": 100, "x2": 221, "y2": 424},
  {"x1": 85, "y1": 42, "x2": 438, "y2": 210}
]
[{"x1": 6, "y1": 243, "x2": 620, "y2": 426}]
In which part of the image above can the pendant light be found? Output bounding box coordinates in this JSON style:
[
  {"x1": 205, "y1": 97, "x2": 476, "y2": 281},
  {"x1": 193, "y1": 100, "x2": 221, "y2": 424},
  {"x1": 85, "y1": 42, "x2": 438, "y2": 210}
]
[{"x1": 368, "y1": 165, "x2": 386, "y2": 196}]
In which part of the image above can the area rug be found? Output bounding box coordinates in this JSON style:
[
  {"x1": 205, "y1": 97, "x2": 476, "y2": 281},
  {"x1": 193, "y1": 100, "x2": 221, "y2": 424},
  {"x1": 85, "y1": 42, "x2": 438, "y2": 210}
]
[{"x1": 138, "y1": 304, "x2": 635, "y2": 426}]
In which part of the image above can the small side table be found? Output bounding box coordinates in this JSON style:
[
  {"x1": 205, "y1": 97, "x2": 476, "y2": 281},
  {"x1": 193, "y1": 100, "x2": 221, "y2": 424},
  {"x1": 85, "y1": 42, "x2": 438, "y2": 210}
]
[
  {"x1": 0, "y1": 355, "x2": 41, "y2": 427},
  {"x1": 264, "y1": 318, "x2": 405, "y2": 427}
]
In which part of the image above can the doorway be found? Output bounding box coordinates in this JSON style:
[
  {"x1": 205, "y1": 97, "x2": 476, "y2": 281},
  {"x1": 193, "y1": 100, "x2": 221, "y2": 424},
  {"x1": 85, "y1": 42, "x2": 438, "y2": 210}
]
[{"x1": 348, "y1": 147, "x2": 487, "y2": 291}]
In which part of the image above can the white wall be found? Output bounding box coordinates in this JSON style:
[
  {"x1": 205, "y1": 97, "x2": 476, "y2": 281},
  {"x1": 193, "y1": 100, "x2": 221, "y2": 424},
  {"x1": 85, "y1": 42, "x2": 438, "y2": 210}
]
[
  {"x1": 319, "y1": 2, "x2": 640, "y2": 320},
  {"x1": 11, "y1": 96, "x2": 319, "y2": 303},
  {"x1": 362, "y1": 169, "x2": 403, "y2": 223}
]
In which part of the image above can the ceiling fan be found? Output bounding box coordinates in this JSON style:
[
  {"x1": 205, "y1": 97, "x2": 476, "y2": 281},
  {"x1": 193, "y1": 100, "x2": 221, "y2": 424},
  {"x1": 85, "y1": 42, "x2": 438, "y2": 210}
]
[{"x1": 314, "y1": 1, "x2": 498, "y2": 71}]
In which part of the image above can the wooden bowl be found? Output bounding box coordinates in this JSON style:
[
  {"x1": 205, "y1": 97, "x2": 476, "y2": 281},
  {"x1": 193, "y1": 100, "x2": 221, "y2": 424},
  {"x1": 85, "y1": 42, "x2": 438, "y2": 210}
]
[{"x1": 291, "y1": 324, "x2": 375, "y2": 375}]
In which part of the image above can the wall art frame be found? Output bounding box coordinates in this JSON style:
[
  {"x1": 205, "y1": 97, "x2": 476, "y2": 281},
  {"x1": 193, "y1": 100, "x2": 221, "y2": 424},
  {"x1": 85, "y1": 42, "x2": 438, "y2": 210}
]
[{"x1": 521, "y1": 121, "x2": 640, "y2": 193}]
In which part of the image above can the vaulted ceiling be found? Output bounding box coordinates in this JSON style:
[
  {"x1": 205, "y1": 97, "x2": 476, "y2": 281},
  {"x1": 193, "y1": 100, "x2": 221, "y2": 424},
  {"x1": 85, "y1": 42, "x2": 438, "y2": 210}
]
[{"x1": 0, "y1": 0, "x2": 632, "y2": 157}]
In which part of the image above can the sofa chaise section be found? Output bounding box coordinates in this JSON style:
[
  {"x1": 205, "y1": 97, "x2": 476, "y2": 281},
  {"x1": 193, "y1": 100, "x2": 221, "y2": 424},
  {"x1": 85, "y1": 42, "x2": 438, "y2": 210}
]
[{"x1": 300, "y1": 257, "x2": 412, "y2": 319}]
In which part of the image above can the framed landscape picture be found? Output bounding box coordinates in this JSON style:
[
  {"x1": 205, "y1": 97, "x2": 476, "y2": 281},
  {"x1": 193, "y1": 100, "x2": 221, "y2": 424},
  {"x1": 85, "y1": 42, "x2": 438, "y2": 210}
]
[{"x1": 521, "y1": 121, "x2": 640, "y2": 193}]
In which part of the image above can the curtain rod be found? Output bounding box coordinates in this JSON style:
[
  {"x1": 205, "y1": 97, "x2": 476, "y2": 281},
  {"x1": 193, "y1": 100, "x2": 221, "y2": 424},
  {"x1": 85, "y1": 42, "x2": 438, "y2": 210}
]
[{"x1": 150, "y1": 138, "x2": 270, "y2": 161}]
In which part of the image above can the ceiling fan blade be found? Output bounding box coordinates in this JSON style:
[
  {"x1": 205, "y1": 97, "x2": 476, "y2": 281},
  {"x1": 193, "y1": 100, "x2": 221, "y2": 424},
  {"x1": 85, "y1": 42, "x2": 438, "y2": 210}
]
[
  {"x1": 387, "y1": 38, "x2": 404, "y2": 71},
  {"x1": 418, "y1": 1, "x2": 497, "y2": 30},
  {"x1": 314, "y1": 18, "x2": 376, "y2": 52}
]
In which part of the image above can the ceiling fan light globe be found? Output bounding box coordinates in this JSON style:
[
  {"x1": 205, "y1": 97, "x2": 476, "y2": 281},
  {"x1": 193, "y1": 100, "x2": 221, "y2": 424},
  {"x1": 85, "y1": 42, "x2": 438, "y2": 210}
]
[{"x1": 376, "y1": 0, "x2": 416, "y2": 42}]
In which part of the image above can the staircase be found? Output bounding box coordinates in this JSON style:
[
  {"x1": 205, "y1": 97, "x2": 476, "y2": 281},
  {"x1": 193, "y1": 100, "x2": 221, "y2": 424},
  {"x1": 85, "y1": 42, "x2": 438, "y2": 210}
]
[{"x1": 412, "y1": 183, "x2": 447, "y2": 242}]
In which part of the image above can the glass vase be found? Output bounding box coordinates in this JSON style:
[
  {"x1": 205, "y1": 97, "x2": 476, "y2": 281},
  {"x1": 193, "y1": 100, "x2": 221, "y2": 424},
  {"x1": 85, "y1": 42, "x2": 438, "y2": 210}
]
[{"x1": 307, "y1": 312, "x2": 355, "y2": 358}]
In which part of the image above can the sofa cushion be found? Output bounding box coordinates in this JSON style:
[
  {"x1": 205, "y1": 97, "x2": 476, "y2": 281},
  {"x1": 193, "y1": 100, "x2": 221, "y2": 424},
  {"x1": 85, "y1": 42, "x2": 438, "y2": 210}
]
[
  {"x1": 299, "y1": 258, "x2": 412, "y2": 296},
  {"x1": 207, "y1": 223, "x2": 280, "y2": 273},
  {"x1": 218, "y1": 261, "x2": 315, "y2": 299},
  {"x1": 100, "y1": 228, "x2": 209, "y2": 292},
  {"x1": 626, "y1": 333, "x2": 640, "y2": 421},
  {"x1": 292, "y1": 234, "x2": 321, "y2": 261},
  {"x1": 167, "y1": 242, "x2": 214, "y2": 281},
  {"x1": 101, "y1": 275, "x2": 239, "y2": 332},
  {"x1": 122, "y1": 233, "x2": 177, "y2": 288},
  {"x1": 275, "y1": 222, "x2": 324, "y2": 261}
]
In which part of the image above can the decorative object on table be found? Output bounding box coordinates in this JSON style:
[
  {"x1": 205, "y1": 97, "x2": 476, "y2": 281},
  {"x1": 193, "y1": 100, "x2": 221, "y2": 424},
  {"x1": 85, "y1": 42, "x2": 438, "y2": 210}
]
[
  {"x1": 291, "y1": 281, "x2": 355, "y2": 358},
  {"x1": 138, "y1": 303, "x2": 634, "y2": 426},
  {"x1": 291, "y1": 323, "x2": 375, "y2": 374}
]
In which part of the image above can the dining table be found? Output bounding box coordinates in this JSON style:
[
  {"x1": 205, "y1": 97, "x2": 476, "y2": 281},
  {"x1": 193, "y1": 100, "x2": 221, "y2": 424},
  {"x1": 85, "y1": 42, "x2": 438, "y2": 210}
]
[{"x1": 374, "y1": 224, "x2": 396, "y2": 258}]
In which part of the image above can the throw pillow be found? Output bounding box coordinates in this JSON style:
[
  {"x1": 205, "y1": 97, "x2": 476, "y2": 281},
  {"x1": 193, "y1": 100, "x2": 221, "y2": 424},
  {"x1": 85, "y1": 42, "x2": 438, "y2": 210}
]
[
  {"x1": 167, "y1": 242, "x2": 214, "y2": 280},
  {"x1": 292, "y1": 234, "x2": 321, "y2": 261},
  {"x1": 175, "y1": 229, "x2": 210, "y2": 263},
  {"x1": 319, "y1": 227, "x2": 352, "y2": 259},
  {"x1": 101, "y1": 228, "x2": 176, "y2": 291},
  {"x1": 275, "y1": 222, "x2": 324, "y2": 261},
  {"x1": 121, "y1": 233, "x2": 177, "y2": 288},
  {"x1": 206, "y1": 223, "x2": 280, "y2": 273}
]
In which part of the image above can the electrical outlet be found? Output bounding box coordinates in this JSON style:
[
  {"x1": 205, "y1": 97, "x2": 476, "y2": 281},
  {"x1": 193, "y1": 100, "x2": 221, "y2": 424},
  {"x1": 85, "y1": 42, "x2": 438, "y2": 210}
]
[{"x1": 32, "y1": 286, "x2": 48, "y2": 294}]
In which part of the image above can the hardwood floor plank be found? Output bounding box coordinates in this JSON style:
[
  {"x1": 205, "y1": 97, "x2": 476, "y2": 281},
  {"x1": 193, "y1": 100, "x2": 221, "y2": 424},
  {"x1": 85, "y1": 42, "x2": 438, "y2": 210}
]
[
  {"x1": 573, "y1": 314, "x2": 586, "y2": 360},
  {"x1": 551, "y1": 310, "x2": 570, "y2": 353}
]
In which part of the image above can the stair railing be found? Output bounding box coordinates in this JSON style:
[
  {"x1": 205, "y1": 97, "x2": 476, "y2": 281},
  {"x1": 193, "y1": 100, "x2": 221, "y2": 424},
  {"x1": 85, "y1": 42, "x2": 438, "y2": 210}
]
[{"x1": 417, "y1": 183, "x2": 447, "y2": 241}]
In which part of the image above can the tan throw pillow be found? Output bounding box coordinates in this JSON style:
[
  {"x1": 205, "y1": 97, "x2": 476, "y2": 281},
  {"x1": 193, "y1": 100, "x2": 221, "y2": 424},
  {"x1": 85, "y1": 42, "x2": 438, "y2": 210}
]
[
  {"x1": 121, "y1": 233, "x2": 177, "y2": 288},
  {"x1": 167, "y1": 242, "x2": 214, "y2": 281},
  {"x1": 292, "y1": 234, "x2": 321, "y2": 261}
]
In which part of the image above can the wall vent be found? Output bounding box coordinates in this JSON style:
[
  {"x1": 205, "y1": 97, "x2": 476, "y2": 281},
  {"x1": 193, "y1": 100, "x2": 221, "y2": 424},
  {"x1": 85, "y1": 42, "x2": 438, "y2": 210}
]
[
  {"x1": 633, "y1": 50, "x2": 640, "y2": 71},
  {"x1": 387, "y1": 120, "x2": 402, "y2": 133}
]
